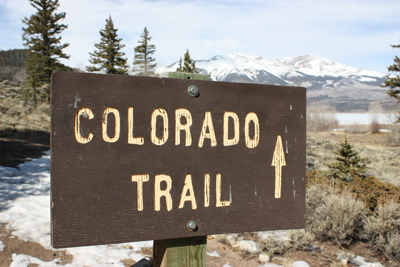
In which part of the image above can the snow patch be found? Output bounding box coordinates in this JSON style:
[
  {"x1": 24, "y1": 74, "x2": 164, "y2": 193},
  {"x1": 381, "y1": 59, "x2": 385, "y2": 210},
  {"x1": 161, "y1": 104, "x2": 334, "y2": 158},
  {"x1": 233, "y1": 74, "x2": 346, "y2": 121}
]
[
  {"x1": 357, "y1": 77, "x2": 377, "y2": 82},
  {"x1": 292, "y1": 261, "x2": 311, "y2": 267},
  {"x1": 10, "y1": 254, "x2": 62, "y2": 267},
  {"x1": 0, "y1": 240, "x2": 6, "y2": 252},
  {"x1": 207, "y1": 251, "x2": 222, "y2": 257},
  {"x1": 0, "y1": 151, "x2": 152, "y2": 266}
]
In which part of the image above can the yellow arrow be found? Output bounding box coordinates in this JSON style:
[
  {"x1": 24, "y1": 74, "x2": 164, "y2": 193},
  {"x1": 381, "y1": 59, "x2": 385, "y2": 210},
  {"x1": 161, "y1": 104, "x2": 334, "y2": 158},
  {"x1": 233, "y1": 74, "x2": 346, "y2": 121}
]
[{"x1": 271, "y1": 135, "x2": 286, "y2": 198}]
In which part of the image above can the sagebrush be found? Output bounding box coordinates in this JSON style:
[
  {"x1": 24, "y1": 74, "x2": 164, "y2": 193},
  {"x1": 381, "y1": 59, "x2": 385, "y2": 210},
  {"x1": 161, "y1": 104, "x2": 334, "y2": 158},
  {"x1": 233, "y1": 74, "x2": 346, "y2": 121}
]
[
  {"x1": 306, "y1": 186, "x2": 367, "y2": 246},
  {"x1": 363, "y1": 200, "x2": 400, "y2": 260}
]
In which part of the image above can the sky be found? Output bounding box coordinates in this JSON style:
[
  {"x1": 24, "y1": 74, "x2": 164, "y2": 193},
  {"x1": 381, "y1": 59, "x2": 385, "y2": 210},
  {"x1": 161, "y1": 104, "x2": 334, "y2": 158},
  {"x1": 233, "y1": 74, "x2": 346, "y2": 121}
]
[{"x1": 0, "y1": 0, "x2": 399, "y2": 74}]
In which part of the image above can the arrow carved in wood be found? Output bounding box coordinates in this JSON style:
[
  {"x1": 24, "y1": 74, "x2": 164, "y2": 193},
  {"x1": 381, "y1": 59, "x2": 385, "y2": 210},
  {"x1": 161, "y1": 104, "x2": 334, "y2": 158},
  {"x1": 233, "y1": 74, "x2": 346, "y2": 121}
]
[{"x1": 271, "y1": 135, "x2": 286, "y2": 198}]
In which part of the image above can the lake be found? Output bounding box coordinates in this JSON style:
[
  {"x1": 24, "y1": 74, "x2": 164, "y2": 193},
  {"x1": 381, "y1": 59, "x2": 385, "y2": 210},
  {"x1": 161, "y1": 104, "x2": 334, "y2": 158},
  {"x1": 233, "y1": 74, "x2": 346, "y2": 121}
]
[{"x1": 335, "y1": 113, "x2": 398, "y2": 125}]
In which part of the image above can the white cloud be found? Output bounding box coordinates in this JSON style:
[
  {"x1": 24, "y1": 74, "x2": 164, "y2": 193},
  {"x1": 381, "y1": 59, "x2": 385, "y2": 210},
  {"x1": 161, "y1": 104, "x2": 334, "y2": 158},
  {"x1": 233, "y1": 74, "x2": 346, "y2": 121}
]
[
  {"x1": 0, "y1": 0, "x2": 399, "y2": 73},
  {"x1": 205, "y1": 38, "x2": 246, "y2": 48}
]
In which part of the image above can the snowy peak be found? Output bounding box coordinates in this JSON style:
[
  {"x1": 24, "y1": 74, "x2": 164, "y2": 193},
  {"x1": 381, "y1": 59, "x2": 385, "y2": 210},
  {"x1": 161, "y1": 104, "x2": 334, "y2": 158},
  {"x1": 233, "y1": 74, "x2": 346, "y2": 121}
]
[
  {"x1": 156, "y1": 53, "x2": 388, "y2": 112},
  {"x1": 274, "y1": 55, "x2": 384, "y2": 77},
  {"x1": 158, "y1": 53, "x2": 385, "y2": 89}
]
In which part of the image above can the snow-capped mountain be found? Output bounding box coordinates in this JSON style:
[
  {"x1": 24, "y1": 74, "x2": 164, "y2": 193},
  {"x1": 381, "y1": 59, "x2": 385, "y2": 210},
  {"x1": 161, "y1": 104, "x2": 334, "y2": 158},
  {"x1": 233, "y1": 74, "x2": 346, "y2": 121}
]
[{"x1": 158, "y1": 53, "x2": 390, "y2": 112}]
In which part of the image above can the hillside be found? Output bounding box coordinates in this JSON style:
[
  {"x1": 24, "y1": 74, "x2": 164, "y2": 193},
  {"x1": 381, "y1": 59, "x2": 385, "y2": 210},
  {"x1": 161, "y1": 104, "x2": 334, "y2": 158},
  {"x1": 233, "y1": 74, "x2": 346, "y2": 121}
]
[
  {"x1": 0, "y1": 49, "x2": 27, "y2": 82},
  {"x1": 158, "y1": 53, "x2": 391, "y2": 112}
]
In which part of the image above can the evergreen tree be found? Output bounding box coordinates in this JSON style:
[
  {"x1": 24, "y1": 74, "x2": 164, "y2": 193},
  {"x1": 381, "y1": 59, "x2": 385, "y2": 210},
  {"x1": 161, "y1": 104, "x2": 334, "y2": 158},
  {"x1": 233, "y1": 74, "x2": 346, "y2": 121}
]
[
  {"x1": 176, "y1": 58, "x2": 182, "y2": 72},
  {"x1": 327, "y1": 135, "x2": 367, "y2": 182},
  {"x1": 133, "y1": 27, "x2": 156, "y2": 76},
  {"x1": 0, "y1": 49, "x2": 28, "y2": 82},
  {"x1": 22, "y1": 0, "x2": 72, "y2": 103},
  {"x1": 86, "y1": 15, "x2": 129, "y2": 75},
  {"x1": 383, "y1": 42, "x2": 400, "y2": 122},
  {"x1": 176, "y1": 49, "x2": 199, "y2": 73}
]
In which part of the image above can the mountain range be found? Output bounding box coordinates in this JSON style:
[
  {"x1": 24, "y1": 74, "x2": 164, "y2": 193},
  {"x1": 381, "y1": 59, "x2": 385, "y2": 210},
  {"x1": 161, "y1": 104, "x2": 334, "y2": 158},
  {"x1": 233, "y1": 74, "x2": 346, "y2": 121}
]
[{"x1": 157, "y1": 53, "x2": 391, "y2": 112}]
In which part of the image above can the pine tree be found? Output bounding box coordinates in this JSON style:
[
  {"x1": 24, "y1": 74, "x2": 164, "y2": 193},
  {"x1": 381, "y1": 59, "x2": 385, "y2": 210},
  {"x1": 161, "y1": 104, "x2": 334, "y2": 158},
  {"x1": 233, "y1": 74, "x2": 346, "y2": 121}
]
[
  {"x1": 383, "y1": 42, "x2": 400, "y2": 122},
  {"x1": 22, "y1": 0, "x2": 72, "y2": 103},
  {"x1": 176, "y1": 49, "x2": 199, "y2": 73},
  {"x1": 327, "y1": 135, "x2": 367, "y2": 182},
  {"x1": 86, "y1": 15, "x2": 129, "y2": 75},
  {"x1": 133, "y1": 27, "x2": 156, "y2": 76}
]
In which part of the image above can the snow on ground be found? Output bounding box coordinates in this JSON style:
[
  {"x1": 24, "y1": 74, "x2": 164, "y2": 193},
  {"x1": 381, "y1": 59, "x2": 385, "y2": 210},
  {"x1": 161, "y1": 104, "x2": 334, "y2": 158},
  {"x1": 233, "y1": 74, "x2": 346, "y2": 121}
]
[{"x1": 0, "y1": 151, "x2": 152, "y2": 266}]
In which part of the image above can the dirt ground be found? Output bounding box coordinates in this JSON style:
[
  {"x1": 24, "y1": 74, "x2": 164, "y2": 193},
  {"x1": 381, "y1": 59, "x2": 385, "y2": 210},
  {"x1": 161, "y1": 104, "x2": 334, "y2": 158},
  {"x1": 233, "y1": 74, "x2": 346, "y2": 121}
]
[
  {"x1": 205, "y1": 236, "x2": 392, "y2": 267},
  {"x1": 0, "y1": 228, "x2": 393, "y2": 267},
  {"x1": 0, "y1": 224, "x2": 72, "y2": 266},
  {"x1": 0, "y1": 130, "x2": 397, "y2": 267}
]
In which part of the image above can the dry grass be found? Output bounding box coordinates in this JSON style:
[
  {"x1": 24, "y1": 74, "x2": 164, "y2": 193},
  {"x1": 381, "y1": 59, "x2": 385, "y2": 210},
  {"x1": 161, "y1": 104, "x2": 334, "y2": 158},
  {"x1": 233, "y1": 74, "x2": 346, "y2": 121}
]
[
  {"x1": 0, "y1": 80, "x2": 50, "y2": 133},
  {"x1": 307, "y1": 132, "x2": 400, "y2": 186}
]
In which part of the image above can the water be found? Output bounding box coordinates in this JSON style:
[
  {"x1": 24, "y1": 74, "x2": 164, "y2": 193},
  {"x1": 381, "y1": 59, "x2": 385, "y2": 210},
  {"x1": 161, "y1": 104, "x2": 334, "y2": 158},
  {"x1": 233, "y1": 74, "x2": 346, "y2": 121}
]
[{"x1": 335, "y1": 113, "x2": 397, "y2": 125}]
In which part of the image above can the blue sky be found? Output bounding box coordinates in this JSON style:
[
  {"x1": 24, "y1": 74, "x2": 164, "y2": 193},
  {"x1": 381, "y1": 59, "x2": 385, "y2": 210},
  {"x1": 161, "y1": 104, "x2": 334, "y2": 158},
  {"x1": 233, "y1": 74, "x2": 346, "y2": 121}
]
[{"x1": 0, "y1": 0, "x2": 399, "y2": 73}]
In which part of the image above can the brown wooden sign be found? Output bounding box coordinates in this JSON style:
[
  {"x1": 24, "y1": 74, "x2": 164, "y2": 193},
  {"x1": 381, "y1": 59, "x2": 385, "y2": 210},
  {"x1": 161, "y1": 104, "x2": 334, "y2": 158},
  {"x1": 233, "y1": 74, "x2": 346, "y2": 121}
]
[{"x1": 50, "y1": 71, "x2": 306, "y2": 248}]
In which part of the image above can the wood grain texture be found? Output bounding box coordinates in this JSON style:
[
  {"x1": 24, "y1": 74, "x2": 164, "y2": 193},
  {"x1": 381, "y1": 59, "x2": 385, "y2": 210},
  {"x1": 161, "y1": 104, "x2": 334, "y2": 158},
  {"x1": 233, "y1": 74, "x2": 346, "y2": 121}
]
[
  {"x1": 50, "y1": 71, "x2": 306, "y2": 248},
  {"x1": 153, "y1": 237, "x2": 207, "y2": 267}
]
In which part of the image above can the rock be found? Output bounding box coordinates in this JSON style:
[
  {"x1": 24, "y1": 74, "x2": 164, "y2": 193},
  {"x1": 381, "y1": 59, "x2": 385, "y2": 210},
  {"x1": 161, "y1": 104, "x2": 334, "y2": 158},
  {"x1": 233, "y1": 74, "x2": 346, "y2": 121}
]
[
  {"x1": 351, "y1": 256, "x2": 383, "y2": 267},
  {"x1": 215, "y1": 234, "x2": 238, "y2": 245},
  {"x1": 232, "y1": 242, "x2": 240, "y2": 248},
  {"x1": 259, "y1": 230, "x2": 289, "y2": 242},
  {"x1": 225, "y1": 234, "x2": 239, "y2": 245},
  {"x1": 131, "y1": 258, "x2": 153, "y2": 267},
  {"x1": 273, "y1": 231, "x2": 288, "y2": 241},
  {"x1": 336, "y1": 251, "x2": 355, "y2": 262},
  {"x1": 292, "y1": 261, "x2": 311, "y2": 267},
  {"x1": 259, "y1": 253, "x2": 270, "y2": 263},
  {"x1": 306, "y1": 244, "x2": 318, "y2": 251},
  {"x1": 0, "y1": 241, "x2": 6, "y2": 252},
  {"x1": 207, "y1": 251, "x2": 222, "y2": 257},
  {"x1": 261, "y1": 233, "x2": 274, "y2": 241},
  {"x1": 351, "y1": 256, "x2": 366, "y2": 266},
  {"x1": 238, "y1": 240, "x2": 261, "y2": 254}
]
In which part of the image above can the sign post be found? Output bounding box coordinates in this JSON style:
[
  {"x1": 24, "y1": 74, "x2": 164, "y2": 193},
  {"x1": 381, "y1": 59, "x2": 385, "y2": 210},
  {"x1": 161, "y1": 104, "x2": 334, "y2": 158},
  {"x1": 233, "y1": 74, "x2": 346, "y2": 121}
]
[
  {"x1": 50, "y1": 71, "x2": 306, "y2": 262},
  {"x1": 152, "y1": 73, "x2": 209, "y2": 267}
]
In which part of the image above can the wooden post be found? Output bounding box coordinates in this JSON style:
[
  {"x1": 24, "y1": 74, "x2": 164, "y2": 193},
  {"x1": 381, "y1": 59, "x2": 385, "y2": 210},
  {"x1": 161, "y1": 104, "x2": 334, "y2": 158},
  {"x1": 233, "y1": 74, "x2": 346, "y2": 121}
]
[
  {"x1": 152, "y1": 73, "x2": 209, "y2": 267},
  {"x1": 153, "y1": 236, "x2": 207, "y2": 267}
]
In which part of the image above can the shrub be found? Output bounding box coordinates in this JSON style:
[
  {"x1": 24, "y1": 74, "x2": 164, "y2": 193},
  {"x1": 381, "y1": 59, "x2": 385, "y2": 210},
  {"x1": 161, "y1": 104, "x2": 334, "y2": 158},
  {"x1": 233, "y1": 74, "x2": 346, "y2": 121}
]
[
  {"x1": 260, "y1": 235, "x2": 291, "y2": 256},
  {"x1": 260, "y1": 230, "x2": 315, "y2": 257},
  {"x1": 327, "y1": 136, "x2": 366, "y2": 182},
  {"x1": 305, "y1": 182, "x2": 334, "y2": 225},
  {"x1": 307, "y1": 170, "x2": 400, "y2": 213},
  {"x1": 349, "y1": 175, "x2": 400, "y2": 213},
  {"x1": 287, "y1": 230, "x2": 315, "y2": 251},
  {"x1": 363, "y1": 200, "x2": 400, "y2": 260},
  {"x1": 370, "y1": 120, "x2": 381, "y2": 134},
  {"x1": 307, "y1": 188, "x2": 367, "y2": 246}
]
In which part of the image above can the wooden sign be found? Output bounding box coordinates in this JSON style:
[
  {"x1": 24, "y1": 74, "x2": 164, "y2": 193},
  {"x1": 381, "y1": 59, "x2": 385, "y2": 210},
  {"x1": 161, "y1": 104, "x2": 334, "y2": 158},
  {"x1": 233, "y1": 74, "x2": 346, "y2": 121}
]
[{"x1": 50, "y1": 71, "x2": 306, "y2": 248}]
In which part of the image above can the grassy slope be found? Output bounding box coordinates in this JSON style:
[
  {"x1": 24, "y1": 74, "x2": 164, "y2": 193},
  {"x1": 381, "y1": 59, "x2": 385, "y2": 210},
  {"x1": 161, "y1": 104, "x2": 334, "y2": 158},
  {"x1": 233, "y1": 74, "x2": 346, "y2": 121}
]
[
  {"x1": 307, "y1": 132, "x2": 400, "y2": 186},
  {"x1": 0, "y1": 80, "x2": 50, "y2": 134}
]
